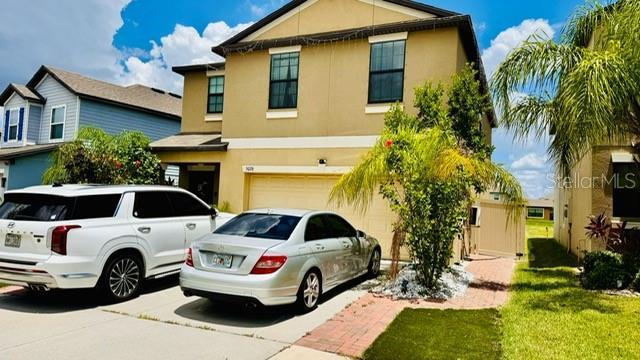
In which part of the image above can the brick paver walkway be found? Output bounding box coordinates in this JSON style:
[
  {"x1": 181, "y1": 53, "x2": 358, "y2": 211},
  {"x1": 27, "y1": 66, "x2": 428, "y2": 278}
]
[{"x1": 295, "y1": 255, "x2": 515, "y2": 358}]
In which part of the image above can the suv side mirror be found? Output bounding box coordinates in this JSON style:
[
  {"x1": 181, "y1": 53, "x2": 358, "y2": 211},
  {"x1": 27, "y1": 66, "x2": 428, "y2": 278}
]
[
  {"x1": 357, "y1": 230, "x2": 366, "y2": 239},
  {"x1": 210, "y1": 207, "x2": 219, "y2": 219}
]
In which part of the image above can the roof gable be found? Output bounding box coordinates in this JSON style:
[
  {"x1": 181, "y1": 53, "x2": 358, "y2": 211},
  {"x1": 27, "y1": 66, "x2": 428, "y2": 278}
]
[
  {"x1": 0, "y1": 83, "x2": 45, "y2": 105},
  {"x1": 221, "y1": 0, "x2": 457, "y2": 46}
]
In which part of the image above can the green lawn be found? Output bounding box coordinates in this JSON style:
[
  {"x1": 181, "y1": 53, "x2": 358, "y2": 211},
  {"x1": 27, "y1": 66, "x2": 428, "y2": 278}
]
[
  {"x1": 364, "y1": 222, "x2": 640, "y2": 360},
  {"x1": 502, "y1": 238, "x2": 640, "y2": 359},
  {"x1": 363, "y1": 308, "x2": 502, "y2": 360},
  {"x1": 526, "y1": 219, "x2": 554, "y2": 240}
]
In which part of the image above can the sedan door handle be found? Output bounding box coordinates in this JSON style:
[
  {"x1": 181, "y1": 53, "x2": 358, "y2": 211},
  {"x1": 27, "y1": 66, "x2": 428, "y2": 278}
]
[
  {"x1": 186, "y1": 223, "x2": 197, "y2": 230},
  {"x1": 137, "y1": 226, "x2": 151, "y2": 234},
  {"x1": 314, "y1": 244, "x2": 325, "y2": 251},
  {"x1": 342, "y1": 241, "x2": 352, "y2": 249}
]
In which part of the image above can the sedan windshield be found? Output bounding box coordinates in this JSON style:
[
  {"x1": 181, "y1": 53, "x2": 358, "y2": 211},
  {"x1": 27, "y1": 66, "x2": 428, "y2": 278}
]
[{"x1": 214, "y1": 213, "x2": 301, "y2": 240}]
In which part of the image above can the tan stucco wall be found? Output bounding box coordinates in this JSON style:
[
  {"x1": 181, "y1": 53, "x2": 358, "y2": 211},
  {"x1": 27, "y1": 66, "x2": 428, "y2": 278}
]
[
  {"x1": 180, "y1": 72, "x2": 222, "y2": 134},
  {"x1": 554, "y1": 151, "x2": 593, "y2": 255},
  {"x1": 248, "y1": 0, "x2": 431, "y2": 42},
  {"x1": 158, "y1": 147, "x2": 370, "y2": 213},
  {"x1": 223, "y1": 27, "x2": 463, "y2": 139}
]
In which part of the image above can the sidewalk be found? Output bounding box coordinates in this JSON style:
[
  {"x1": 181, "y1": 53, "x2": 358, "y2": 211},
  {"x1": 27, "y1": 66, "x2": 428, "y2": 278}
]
[{"x1": 295, "y1": 255, "x2": 515, "y2": 358}]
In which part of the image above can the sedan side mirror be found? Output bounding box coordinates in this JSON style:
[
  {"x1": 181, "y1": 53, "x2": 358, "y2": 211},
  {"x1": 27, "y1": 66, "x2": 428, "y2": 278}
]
[
  {"x1": 210, "y1": 207, "x2": 219, "y2": 219},
  {"x1": 357, "y1": 230, "x2": 366, "y2": 239}
]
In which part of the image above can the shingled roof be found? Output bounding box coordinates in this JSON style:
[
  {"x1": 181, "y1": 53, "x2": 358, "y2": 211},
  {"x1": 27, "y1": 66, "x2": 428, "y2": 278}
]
[
  {"x1": 27, "y1": 66, "x2": 182, "y2": 119},
  {"x1": 0, "y1": 83, "x2": 45, "y2": 104},
  {"x1": 0, "y1": 66, "x2": 182, "y2": 120}
]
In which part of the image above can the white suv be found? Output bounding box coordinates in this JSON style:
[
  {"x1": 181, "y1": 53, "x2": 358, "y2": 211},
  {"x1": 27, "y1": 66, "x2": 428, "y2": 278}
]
[{"x1": 0, "y1": 184, "x2": 220, "y2": 301}]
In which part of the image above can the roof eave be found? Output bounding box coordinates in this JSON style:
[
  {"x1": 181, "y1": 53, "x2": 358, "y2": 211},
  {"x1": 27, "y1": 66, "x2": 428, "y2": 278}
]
[
  {"x1": 0, "y1": 144, "x2": 61, "y2": 160},
  {"x1": 172, "y1": 62, "x2": 226, "y2": 75},
  {"x1": 150, "y1": 144, "x2": 229, "y2": 152}
]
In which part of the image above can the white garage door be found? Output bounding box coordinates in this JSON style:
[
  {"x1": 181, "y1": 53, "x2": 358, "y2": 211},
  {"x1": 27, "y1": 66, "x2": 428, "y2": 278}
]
[{"x1": 247, "y1": 174, "x2": 395, "y2": 258}]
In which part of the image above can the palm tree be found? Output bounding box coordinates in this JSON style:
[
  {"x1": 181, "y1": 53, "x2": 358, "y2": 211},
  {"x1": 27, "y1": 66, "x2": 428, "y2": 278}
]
[
  {"x1": 492, "y1": 0, "x2": 640, "y2": 175},
  {"x1": 330, "y1": 105, "x2": 525, "y2": 279}
]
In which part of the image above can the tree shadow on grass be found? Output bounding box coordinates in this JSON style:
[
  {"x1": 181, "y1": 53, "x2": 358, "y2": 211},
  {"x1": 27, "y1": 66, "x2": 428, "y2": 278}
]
[
  {"x1": 514, "y1": 238, "x2": 621, "y2": 314},
  {"x1": 528, "y1": 238, "x2": 579, "y2": 268}
]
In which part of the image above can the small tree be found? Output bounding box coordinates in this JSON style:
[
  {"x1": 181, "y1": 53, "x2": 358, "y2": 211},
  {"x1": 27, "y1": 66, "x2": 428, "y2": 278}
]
[
  {"x1": 43, "y1": 127, "x2": 165, "y2": 185},
  {"x1": 331, "y1": 65, "x2": 524, "y2": 289}
]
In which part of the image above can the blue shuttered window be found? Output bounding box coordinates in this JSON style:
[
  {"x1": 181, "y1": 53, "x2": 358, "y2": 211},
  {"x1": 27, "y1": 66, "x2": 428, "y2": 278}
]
[
  {"x1": 17, "y1": 108, "x2": 24, "y2": 141},
  {"x1": 3, "y1": 110, "x2": 8, "y2": 142}
]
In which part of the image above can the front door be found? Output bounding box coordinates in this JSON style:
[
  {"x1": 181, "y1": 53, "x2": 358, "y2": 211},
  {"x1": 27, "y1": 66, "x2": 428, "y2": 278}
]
[{"x1": 188, "y1": 164, "x2": 220, "y2": 206}]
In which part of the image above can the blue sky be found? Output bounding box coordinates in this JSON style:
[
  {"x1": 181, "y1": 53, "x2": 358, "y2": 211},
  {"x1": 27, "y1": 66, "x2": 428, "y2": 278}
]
[{"x1": 0, "y1": 0, "x2": 589, "y2": 198}]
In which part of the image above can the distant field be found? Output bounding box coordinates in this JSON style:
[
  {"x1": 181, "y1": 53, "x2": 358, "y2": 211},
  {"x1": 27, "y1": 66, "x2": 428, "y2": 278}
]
[{"x1": 526, "y1": 219, "x2": 554, "y2": 239}]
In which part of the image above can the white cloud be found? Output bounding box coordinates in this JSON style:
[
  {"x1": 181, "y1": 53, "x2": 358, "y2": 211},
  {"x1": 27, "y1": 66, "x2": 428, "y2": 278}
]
[
  {"x1": 0, "y1": 0, "x2": 132, "y2": 86},
  {"x1": 245, "y1": 0, "x2": 287, "y2": 18},
  {"x1": 117, "y1": 21, "x2": 252, "y2": 92},
  {"x1": 481, "y1": 18, "x2": 555, "y2": 77},
  {"x1": 0, "y1": 1, "x2": 251, "y2": 95},
  {"x1": 511, "y1": 153, "x2": 547, "y2": 170}
]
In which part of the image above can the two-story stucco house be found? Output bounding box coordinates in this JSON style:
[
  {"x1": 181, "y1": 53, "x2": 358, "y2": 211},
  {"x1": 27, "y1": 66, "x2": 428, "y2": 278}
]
[
  {"x1": 151, "y1": 0, "x2": 499, "y2": 257},
  {"x1": 0, "y1": 65, "x2": 182, "y2": 192}
]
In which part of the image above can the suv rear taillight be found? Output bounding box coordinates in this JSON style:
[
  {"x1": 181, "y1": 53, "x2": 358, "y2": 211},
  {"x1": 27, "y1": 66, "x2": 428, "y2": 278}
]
[
  {"x1": 51, "y1": 225, "x2": 81, "y2": 255},
  {"x1": 185, "y1": 248, "x2": 194, "y2": 267},
  {"x1": 250, "y1": 255, "x2": 287, "y2": 275}
]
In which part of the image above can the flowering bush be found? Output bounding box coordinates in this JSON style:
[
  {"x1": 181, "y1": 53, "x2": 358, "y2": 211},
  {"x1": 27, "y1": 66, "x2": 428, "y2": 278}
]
[{"x1": 43, "y1": 127, "x2": 165, "y2": 185}]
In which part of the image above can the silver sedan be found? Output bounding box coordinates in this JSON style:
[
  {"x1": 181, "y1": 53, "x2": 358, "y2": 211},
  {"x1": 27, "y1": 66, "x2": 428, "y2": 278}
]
[{"x1": 180, "y1": 209, "x2": 381, "y2": 311}]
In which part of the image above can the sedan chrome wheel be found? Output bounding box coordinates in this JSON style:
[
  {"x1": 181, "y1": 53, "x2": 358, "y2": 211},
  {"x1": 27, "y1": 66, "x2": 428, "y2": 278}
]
[
  {"x1": 303, "y1": 273, "x2": 320, "y2": 309},
  {"x1": 108, "y1": 258, "x2": 140, "y2": 299}
]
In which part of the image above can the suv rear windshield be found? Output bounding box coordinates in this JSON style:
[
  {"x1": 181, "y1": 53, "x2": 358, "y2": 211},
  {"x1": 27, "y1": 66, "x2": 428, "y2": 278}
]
[
  {"x1": 214, "y1": 213, "x2": 301, "y2": 240},
  {"x1": 0, "y1": 193, "x2": 122, "y2": 222}
]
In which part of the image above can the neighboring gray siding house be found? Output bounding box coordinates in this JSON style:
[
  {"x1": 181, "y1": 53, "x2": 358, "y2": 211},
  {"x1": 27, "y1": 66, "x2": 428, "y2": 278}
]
[{"x1": 0, "y1": 65, "x2": 182, "y2": 192}]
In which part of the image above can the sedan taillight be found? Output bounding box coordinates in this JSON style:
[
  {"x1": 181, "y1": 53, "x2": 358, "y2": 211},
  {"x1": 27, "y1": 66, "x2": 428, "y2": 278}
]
[
  {"x1": 250, "y1": 255, "x2": 287, "y2": 275},
  {"x1": 185, "y1": 248, "x2": 194, "y2": 267},
  {"x1": 51, "y1": 225, "x2": 81, "y2": 255}
]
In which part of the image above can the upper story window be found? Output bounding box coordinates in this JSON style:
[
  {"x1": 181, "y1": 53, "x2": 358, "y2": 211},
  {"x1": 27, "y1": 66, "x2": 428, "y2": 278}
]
[
  {"x1": 368, "y1": 40, "x2": 406, "y2": 104},
  {"x1": 8, "y1": 109, "x2": 19, "y2": 141},
  {"x1": 50, "y1": 106, "x2": 65, "y2": 140},
  {"x1": 269, "y1": 52, "x2": 299, "y2": 109},
  {"x1": 208, "y1": 76, "x2": 224, "y2": 114}
]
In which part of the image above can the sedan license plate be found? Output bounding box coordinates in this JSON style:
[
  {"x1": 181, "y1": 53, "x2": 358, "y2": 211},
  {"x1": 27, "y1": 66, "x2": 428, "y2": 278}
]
[
  {"x1": 5, "y1": 233, "x2": 21, "y2": 248},
  {"x1": 210, "y1": 253, "x2": 233, "y2": 268}
]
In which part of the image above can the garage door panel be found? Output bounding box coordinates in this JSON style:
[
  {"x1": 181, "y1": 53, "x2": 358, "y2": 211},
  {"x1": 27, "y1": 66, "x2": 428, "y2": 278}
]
[{"x1": 248, "y1": 174, "x2": 395, "y2": 258}]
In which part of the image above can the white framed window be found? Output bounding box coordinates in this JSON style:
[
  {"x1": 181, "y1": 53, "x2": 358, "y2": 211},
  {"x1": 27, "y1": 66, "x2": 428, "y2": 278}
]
[
  {"x1": 50, "y1": 105, "x2": 66, "y2": 141},
  {"x1": 7, "y1": 108, "x2": 19, "y2": 141}
]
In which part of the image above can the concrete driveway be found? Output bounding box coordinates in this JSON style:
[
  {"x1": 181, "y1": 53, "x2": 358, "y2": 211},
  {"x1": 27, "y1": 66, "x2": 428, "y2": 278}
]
[{"x1": 0, "y1": 277, "x2": 365, "y2": 360}]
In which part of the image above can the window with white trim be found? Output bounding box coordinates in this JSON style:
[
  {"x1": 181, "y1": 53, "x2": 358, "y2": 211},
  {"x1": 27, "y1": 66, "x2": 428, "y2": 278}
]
[
  {"x1": 8, "y1": 109, "x2": 19, "y2": 141},
  {"x1": 368, "y1": 40, "x2": 406, "y2": 104},
  {"x1": 269, "y1": 52, "x2": 299, "y2": 109},
  {"x1": 208, "y1": 76, "x2": 224, "y2": 114},
  {"x1": 50, "y1": 106, "x2": 65, "y2": 140}
]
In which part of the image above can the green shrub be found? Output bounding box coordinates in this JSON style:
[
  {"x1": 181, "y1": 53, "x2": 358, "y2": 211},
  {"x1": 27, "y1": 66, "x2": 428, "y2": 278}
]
[
  {"x1": 581, "y1": 251, "x2": 626, "y2": 290},
  {"x1": 632, "y1": 271, "x2": 640, "y2": 292}
]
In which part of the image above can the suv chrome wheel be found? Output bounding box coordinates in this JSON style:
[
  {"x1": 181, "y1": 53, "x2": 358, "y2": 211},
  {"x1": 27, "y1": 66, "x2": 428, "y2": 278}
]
[{"x1": 105, "y1": 256, "x2": 141, "y2": 300}]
